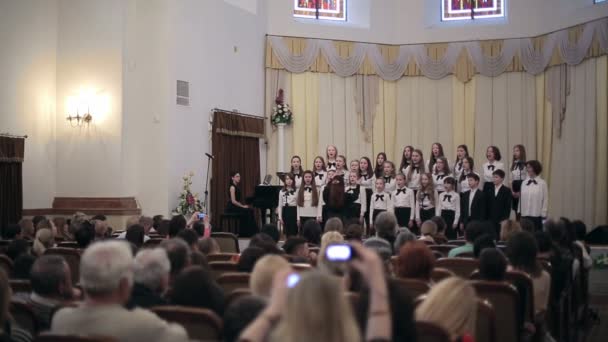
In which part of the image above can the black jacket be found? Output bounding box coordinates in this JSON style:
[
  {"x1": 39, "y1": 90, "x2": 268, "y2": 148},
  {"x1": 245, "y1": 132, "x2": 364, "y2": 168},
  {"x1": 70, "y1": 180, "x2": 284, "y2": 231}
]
[{"x1": 460, "y1": 189, "x2": 487, "y2": 225}]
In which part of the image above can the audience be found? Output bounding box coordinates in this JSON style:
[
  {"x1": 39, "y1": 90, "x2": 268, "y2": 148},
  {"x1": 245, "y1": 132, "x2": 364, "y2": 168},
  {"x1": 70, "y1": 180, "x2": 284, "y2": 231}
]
[
  {"x1": 125, "y1": 224, "x2": 146, "y2": 249},
  {"x1": 237, "y1": 247, "x2": 267, "y2": 273},
  {"x1": 191, "y1": 221, "x2": 206, "y2": 237},
  {"x1": 301, "y1": 220, "x2": 322, "y2": 246},
  {"x1": 50, "y1": 240, "x2": 189, "y2": 341},
  {"x1": 534, "y1": 231, "x2": 553, "y2": 259},
  {"x1": 127, "y1": 248, "x2": 170, "y2": 309},
  {"x1": 18, "y1": 218, "x2": 35, "y2": 240},
  {"x1": 448, "y1": 221, "x2": 484, "y2": 257},
  {"x1": 32, "y1": 216, "x2": 47, "y2": 229},
  {"x1": 396, "y1": 241, "x2": 435, "y2": 284},
  {"x1": 363, "y1": 237, "x2": 393, "y2": 267},
  {"x1": 374, "y1": 212, "x2": 398, "y2": 252},
  {"x1": 394, "y1": 227, "x2": 416, "y2": 252},
  {"x1": 1, "y1": 269, "x2": 33, "y2": 342},
  {"x1": 260, "y1": 224, "x2": 280, "y2": 244},
  {"x1": 430, "y1": 216, "x2": 449, "y2": 244},
  {"x1": 344, "y1": 224, "x2": 363, "y2": 242},
  {"x1": 478, "y1": 248, "x2": 508, "y2": 281},
  {"x1": 168, "y1": 215, "x2": 187, "y2": 238},
  {"x1": 250, "y1": 255, "x2": 291, "y2": 298},
  {"x1": 198, "y1": 237, "x2": 220, "y2": 255},
  {"x1": 473, "y1": 234, "x2": 496, "y2": 258},
  {"x1": 416, "y1": 277, "x2": 477, "y2": 341},
  {"x1": 139, "y1": 216, "x2": 155, "y2": 235},
  {"x1": 159, "y1": 238, "x2": 192, "y2": 284},
  {"x1": 32, "y1": 228, "x2": 54, "y2": 257},
  {"x1": 176, "y1": 229, "x2": 199, "y2": 251},
  {"x1": 3, "y1": 223, "x2": 22, "y2": 240},
  {"x1": 223, "y1": 296, "x2": 266, "y2": 342},
  {"x1": 500, "y1": 219, "x2": 522, "y2": 243},
  {"x1": 74, "y1": 221, "x2": 95, "y2": 249},
  {"x1": 190, "y1": 251, "x2": 210, "y2": 269},
  {"x1": 170, "y1": 266, "x2": 225, "y2": 316},
  {"x1": 419, "y1": 220, "x2": 437, "y2": 244},
  {"x1": 282, "y1": 237, "x2": 311, "y2": 262},
  {"x1": 324, "y1": 217, "x2": 344, "y2": 233},
  {"x1": 156, "y1": 219, "x2": 171, "y2": 237},
  {"x1": 572, "y1": 220, "x2": 592, "y2": 269},
  {"x1": 6, "y1": 239, "x2": 30, "y2": 261},
  {"x1": 92, "y1": 216, "x2": 109, "y2": 240},
  {"x1": 520, "y1": 217, "x2": 535, "y2": 232},
  {"x1": 12, "y1": 254, "x2": 36, "y2": 280}
]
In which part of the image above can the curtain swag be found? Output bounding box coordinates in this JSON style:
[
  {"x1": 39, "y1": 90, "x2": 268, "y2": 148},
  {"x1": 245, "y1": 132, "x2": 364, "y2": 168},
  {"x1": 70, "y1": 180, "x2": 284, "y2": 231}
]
[
  {"x1": 212, "y1": 110, "x2": 265, "y2": 139},
  {"x1": 267, "y1": 17, "x2": 608, "y2": 82}
]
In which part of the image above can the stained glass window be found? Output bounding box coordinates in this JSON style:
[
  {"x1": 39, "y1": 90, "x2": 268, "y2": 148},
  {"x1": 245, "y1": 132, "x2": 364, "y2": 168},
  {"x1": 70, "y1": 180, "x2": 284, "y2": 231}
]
[
  {"x1": 293, "y1": 0, "x2": 346, "y2": 21},
  {"x1": 442, "y1": 0, "x2": 505, "y2": 21}
]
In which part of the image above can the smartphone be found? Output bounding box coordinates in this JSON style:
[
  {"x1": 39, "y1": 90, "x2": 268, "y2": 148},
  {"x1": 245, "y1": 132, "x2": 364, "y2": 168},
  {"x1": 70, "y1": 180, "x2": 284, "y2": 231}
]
[
  {"x1": 325, "y1": 244, "x2": 354, "y2": 262},
  {"x1": 198, "y1": 213, "x2": 206, "y2": 220},
  {"x1": 286, "y1": 273, "x2": 301, "y2": 288}
]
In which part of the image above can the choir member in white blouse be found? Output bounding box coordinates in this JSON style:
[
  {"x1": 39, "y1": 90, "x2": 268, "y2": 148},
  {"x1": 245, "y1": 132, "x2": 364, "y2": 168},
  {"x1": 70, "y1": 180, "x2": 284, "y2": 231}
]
[
  {"x1": 432, "y1": 157, "x2": 453, "y2": 194},
  {"x1": 437, "y1": 177, "x2": 460, "y2": 239},
  {"x1": 345, "y1": 172, "x2": 367, "y2": 224},
  {"x1": 399, "y1": 145, "x2": 414, "y2": 175},
  {"x1": 415, "y1": 173, "x2": 439, "y2": 226},
  {"x1": 374, "y1": 152, "x2": 387, "y2": 179},
  {"x1": 369, "y1": 178, "x2": 394, "y2": 229},
  {"x1": 482, "y1": 146, "x2": 505, "y2": 194},
  {"x1": 277, "y1": 173, "x2": 298, "y2": 237},
  {"x1": 325, "y1": 145, "x2": 338, "y2": 171},
  {"x1": 510, "y1": 144, "x2": 527, "y2": 218},
  {"x1": 459, "y1": 156, "x2": 477, "y2": 193},
  {"x1": 335, "y1": 155, "x2": 349, "y2": 184},
  {"x1": 519, "y1": 160, "x2": 548, "y2": 232},
  {"x1": 359, "y1": 156, "x2": 375, "y2": 235},
  {"x1": 452, "y1": 144, "x2": 470, "y2": 180},
  {"x1": 392, "y1": 173, "x2": 415, "y2": 229},
  {"x1": 405, "y1": 149, "x2": 426, "y2": 193},
  {"x1": 427, "y1": 142, "x2": 447, "y2": 174},
  {"x1": 296, "y1": 170, "x2": 322, "y2": 227},
  {"x1": 290, "y1": 155, "x2": 303, "y2": 189},
  {"x1": 312, "y1": 156, "x2": 327, "y2": 189},
  {"x1": 381, "y1": 161, "x2": 397, "y2": 193}
]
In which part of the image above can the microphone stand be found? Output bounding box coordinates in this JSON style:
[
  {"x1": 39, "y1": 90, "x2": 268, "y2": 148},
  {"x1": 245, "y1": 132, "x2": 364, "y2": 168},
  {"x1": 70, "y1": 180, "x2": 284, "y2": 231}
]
[{"x1": 203, "y1": 154, "x2": 213, "y2": 213}]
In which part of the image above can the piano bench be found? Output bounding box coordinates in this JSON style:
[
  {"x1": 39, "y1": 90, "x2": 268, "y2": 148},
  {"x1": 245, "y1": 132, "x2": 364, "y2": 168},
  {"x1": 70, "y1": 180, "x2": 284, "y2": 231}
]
[{"x1": 220, "y1": 213, "x2": 241, "y2": 236}]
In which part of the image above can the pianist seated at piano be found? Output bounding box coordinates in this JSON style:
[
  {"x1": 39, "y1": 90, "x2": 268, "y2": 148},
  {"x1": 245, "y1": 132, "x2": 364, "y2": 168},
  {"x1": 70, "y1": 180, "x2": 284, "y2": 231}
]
[
  {"x1": 278, "y1": 173, "x2": 298, "y2": 238},
  {"x1": 226, "y1": 171, "x2": 258, "y2": 237}
]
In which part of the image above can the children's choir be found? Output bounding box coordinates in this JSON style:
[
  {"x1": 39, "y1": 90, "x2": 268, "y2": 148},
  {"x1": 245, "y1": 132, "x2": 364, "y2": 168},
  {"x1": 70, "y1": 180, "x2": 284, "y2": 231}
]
[{"x1": 274, "y1": 143, "x2": 549, "y2": 237}]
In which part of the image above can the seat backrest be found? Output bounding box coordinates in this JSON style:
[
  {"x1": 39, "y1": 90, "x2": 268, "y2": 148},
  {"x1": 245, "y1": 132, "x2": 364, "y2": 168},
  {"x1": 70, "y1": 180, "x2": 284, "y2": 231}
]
[
  {"x1": 435, "y1": 258, "x2": 479, "y2": 278},
  {"x1": 216, "y1": 272, "x2": 251, "y2": 294},
  {"x1": 207, "y1": 253, "x2": 239, "y2": 262},
  {"x1": 209, "y1": 261, "x2": 239, "y2": 279},
  {"x1": 291, "y1": 263, "x2": 312, "y2": 272},
  {"x1": 415, "y1": 321, "x2": 450, "y2": 342},
  {"x1": 57, "y1": 241, "x2": 80, "y2": 249},
  {"x1": 9, "y1": 279, "x2": 32, "y2": 294},
  {"x1": 142, "y1": 238, "x2": 164, "y2": 247},
  {"x1": 429, "y1": 245, "x2": 458, "y2": 257},
  {"x1": 44, "y1": 248, "x2": 81, "y2": 285},
  {"x1": 225, "y1": 289, "x2": 253, "y2": 307},
  {"x1": 10, "y1": 300, "x2": 39, "y2": 335},
  {"x1": 430, "y1": 268, "x2": 455, "y2": 283},
  {"x1": 0, "y1": 254, "x2": 13, "y2": 276},
  {"x1": 150, "y1": 306, "x2": 223, "y2": 341},
  {"x1": 211, "y1": 233, "x2": 240, "y2": 253},
  {"x1": 35, "y1": 334, "x2": 118, "y2": 342},
  {"x1": 505, "y1": 270, "x2": 535, "y2": 325},
  {"x1": 394, "y1": 278, "x2": 431, "y2": 299},
  {"x1": 476, "y1": 299, "x2": 497, "y2": 342},
  {"x1": 448, "y1": 240, "x2": 467, "y2": 246},
  {"x1": 472, "y1": 281, "x2": 520, "y2": 342}
]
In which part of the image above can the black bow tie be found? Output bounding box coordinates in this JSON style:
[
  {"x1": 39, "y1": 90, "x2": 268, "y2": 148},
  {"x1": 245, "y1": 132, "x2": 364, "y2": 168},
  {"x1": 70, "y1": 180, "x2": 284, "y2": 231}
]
[
  {"x1": 384, "y1": 176, "x2": 391, "y2": 183},
  {"x1": 305, "y1": 187, "x2": 312, "y2": 192},
  {"x1": 396, "y1": 188, "x2": 407, "y2": 195},
  {"x1": 375, "y1": 194, "x2": 384, "y2": 201},
  {"x1": 487, "y1": 165, "x2": 495, "y2": 171},
  {"x1": 457, "y1": 161, "x2": 463, "y2": 170},
  {"x1": 287, "y1": 190, "x2": 295, "y2": 196},
  {"x1": 527, "y1": 179, "x2": 537, "y2": 185},
  {"x1": 436, "y1": 174, "x2": 446, "y2": 180},
  {"x1": 443, "y1": 194, "x2": 452, "y2": 202},
  {"x1": 327, "y1": 162, "x2": 336, "y2": 168},
  {"x1": 315, "y1": 172, "x2": 324, "y2": 180},
  {"x1": 412, "y1": 166, "x2": 419, "y2": 172},
  {"x1": 293, "y1": 173, "x2": 301, "y2": 178},
  {"x1": 347, "y1": 187, "x2": 355, "y2": 193},
  {"x1": 422, "y1": 193, "x2": 430, "y2": 199}
]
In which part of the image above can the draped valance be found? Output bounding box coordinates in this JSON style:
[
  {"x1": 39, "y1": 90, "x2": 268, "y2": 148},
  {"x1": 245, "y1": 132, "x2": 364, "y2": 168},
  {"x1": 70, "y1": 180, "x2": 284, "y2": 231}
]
[
  {"x1": 266, "y1": 17, "x2": 608, "y2": 83},
  {"x1": 212, "y1": 110, "x2": 265, "y2": 139},
  {"x1": 0, "y1": 136, "x2": 25, "y2": 163}
]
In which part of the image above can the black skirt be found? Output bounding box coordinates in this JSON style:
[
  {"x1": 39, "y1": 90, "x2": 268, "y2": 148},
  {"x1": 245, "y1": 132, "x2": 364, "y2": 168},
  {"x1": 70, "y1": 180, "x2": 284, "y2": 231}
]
[
  {"x1": 372, "y1": 209, "x2": 386, "y2": 226},
  {"x1": 512, "y1": 180, "x2": 523, "y2": 211},
  {"x1": 420, "y1": 208, "x2": 435, "y2": 223},
  {"x1": 441, "y1": 209, "x2": 457, "y2": 239},
  {"x1": 282, "y1": 206, "x2": 298, "y2": 237},
  {"x1": 345, "y1": 203, "x2": 362, "y2": 222},
  {"x1": 225, "y1": 202, "x2": 258, "y2": 237},
  {"x1": 394, "y1": 207, "x2": 412, "y2": 228}
]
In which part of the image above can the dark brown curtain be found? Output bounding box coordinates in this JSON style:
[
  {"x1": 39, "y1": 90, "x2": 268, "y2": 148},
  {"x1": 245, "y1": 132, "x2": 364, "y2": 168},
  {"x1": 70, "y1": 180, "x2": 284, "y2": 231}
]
[
  {"x1": 0, "y1": 136, "x2": 25, "y2": 233},
  {"x1": 210, "y1": 111, "x2": 264, "y2": 228}
]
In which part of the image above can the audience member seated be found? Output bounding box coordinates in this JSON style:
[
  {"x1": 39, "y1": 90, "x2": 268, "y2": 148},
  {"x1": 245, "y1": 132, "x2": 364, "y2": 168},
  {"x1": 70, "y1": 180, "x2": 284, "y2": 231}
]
[
  {"x1": 127, "y1": 248, "x2": 170, "y2": 309},
  {"x1": 239, "y1": 244, "x2": 391, "y2": 341},
  {"x1": 396, "y1": 241, "x2": 435, "y2": 284},
  {"x1": 92, "y1": 215, "x2": 109, "y2": 240},
  {"x1": 520, "y1": 218, "x2": 535, "y2": 232},
  {"x1": 507, "y1": 231, "x2": 551, "y2": 314},
  {"x1": 238, "y1": 247, "x2": 267, "y2": 273},
  {"x1": 190, "y1": 251, "x2": 209, "y2": 269},
  {"x1": 18, "y1": 218, "x2": 35, "y2": 241},
  {"x1": 250, "y1": 255, "x2": 291, "y2": 298},
  {"x1": 500, "y1": 219, "x2": 521, "y2": 243},
  {"x1": 534, "y1": 231, "x2": 552, "y2": 259},
  {"x1": 50, "y1": 240, "x2": 189, "y2": 342},
  {"x1": 419, "y1": 221, "x2": 437, "y2": 244},
  {"x1": 12, "y1": 254, "x2": 36, "y2": 280},
  {"x1": 344, "y1": 224, "x2": 363, "y2": 243},
  {"x1": 53, "y1": 217, "x2": 71, "y2": 241},
  {"x1": 176, "y1": 229, "x2": 199, "y2": 251},
  {"x1": 198, "y1": 237, "x2": 220, "y2": 256},
  {"x1": 169, "y1": 266, "x2": 225, "y2": 316},
  {"x1": 223, "y1": 296, "x2": 266, "y2": 342},
  {"x1": 544, "y1": 219, "x2": 574, "y2": 304},
  {"x1": 448, "y1": 221, "x2": 484, "y2": 257},
  {"x1": 156, "y1": 219, "x2": 171, "y2": 237},
  {"x1": 32, "y1": 228, "x2": 54, "y2": 257},
  {"x1": 363, "y1": 238, "x2": 393, "y2": 271},
  {"x1": 318, "y1": 231, "x2": 345, "y2": 265},
  {"x1": 572, "y1": 220, "x2": 592, "y2": 269},
  {"x1": 324, "y1": 217, "x2": 344, "y2": 233},
  {"x1": 117, "y1": 218, "x2": 151, "y2": 243},
  {"x1": 473, "y1": 234, "x2": 496, "y2": 258},
  {"x1": 374, "y1": 212, "x2": 398, "y2": 253},
  {"x1": 301, "y1": 220, "x2": 322, "y2": 246},
  {"x1": 32, "y1": 216, "x2": 47, "y2": 229},
  {"x1": 1, "y1": 269, "x2": 33, "y2": 342},
  {"x1": 126, "y1": 224, "x2": 146, "y2": 249},
  {"x1": 168, "y1": 215, "x2": 187, "y2": 238},
  {"x1": 260, "y1": 224, "x2": 280, "y2": 244},
  {"x1": 478, "y1": 248, "x2": 507, "y2": 281},
  {"x1": 282, "y1": 237, "x2": 312, "y2": 263},
  {"x1": 394, "y1": 228, "x2": 416, "y2": 253},
  {"x1": 152, "y1": 215, "x2": 164, "y2": 233},
  {"x1": 27, "y1": 255, "x2": 77, "y2": 330},
  {"x1": 416, "y1": 277, "x2": 477, "y2": 341},
  {"x1": 6, "y1": 239, "x2": 31, "y2": 261},
  {"x1": 74, "y1": 221, "x2": 95, "y2": 249},
  {"x1": 3, "y1": 223, "x2": 22, "y2": 240},
  {"x1": 159, "y1": 238, "x2": 192, "y2": 285},
  {"x1": 139, "y1": 216, "x2": 154, "y2": 236},
  {"x1": 430, "y1": 216, "x2": 449, "y2": 244}
]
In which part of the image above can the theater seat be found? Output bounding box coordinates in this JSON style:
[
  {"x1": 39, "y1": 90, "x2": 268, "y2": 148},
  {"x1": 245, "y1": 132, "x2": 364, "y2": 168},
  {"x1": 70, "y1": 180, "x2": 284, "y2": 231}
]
[
  {"x1": 415, "y1": 321, "x2": 450, "y2": 342},
  {"x1": 150, "y1": 306, "x2": 222, "y2": 342},
  {"x1": 394, "y1": 278, "x2": 431, "y2": 299},
  {"x1": 430, "y1": 268, "x2": 454, "y2": 283},
  {"x1": 10, "y1": 300, "x2": 39, "y2": 335},
  {"x1": 0, "y1": 254, "x2": 13, "y2": 276},
  {"x1": 44, "y1": 248, "x2": 81, "y2": 285},
  {"x1": 35, "y1": 334, "x2": 117, "y2": 342},
  {"x1": 476, "y1": 299, "x2": 497, "y2": 342},
  {"x1": 210, "y1": 232, "x2": 240, "y2": 253},
  {"x1": 225, "y1": 289, "x2": 253, "y2": 307},
  {"x1": 216, "y1": 272, "x2": 250, "y2": 294},
  {"x1": 208, "y1": 261, "x2": 239, "y2": 279},
  {"x1": 207, "y1": 253, "x2": 239, "y2": 262},
  {"x1": 9, "y1": 279, "x2": 32, "y2": 294},
  {"x1": 429, "y1": 245, "x2": 458, "y2": 257},
  {"x1": 472, "y1": 281, "x2": 520, "y2": 342},
  {"x1": 435, "y1": 258, "x2": 479, "y2": 278}
]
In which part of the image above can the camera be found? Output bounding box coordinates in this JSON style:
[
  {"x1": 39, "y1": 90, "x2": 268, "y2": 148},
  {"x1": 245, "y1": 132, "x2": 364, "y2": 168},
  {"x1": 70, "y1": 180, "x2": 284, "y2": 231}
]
[
  {"x1": 325, "y1": 244, "x2": 356, "y2": 262},
  {"x1": 198, "y1": 213, "x2": 206, "y2": 220}
]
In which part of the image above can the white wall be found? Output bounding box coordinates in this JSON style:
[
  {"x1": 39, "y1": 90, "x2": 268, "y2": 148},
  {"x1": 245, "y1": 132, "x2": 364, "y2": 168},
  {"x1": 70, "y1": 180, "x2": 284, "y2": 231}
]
[
  {"x1": 267, "y1": 0, "x2": 608, "y2": 44},
  {"x1": 0, "y1": 0, "x2": 58, "y2": 209}
]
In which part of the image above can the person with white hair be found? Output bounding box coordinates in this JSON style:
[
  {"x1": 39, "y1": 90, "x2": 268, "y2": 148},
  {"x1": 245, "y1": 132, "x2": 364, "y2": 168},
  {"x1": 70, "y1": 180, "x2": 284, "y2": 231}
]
[
  {"x1": 50, "y1": 241, "x2": 189, "y2": 342},
  {"x1": 126, "y1": 248, "x2": 171, "y2": 309}
]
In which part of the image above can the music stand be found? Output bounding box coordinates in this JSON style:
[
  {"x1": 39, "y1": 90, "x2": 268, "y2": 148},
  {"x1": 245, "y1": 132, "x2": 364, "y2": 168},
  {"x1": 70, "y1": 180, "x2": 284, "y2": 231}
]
[{"x1": 276, "y1": 172, "x2": 287, "y2": 185}]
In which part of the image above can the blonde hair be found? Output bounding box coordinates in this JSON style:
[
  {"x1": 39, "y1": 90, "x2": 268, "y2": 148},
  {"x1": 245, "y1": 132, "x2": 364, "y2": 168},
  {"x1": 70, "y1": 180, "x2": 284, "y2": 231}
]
[
  {"x1": 320, "y1": 231, "x2": 344, "y2": 252},
  {"x1": 33, "y1": 228, "x2": 54, "y2": 256},
  {"x1": 270, "y1": 271, "x2": 361, "y2": 342},
  {"x1": 500, "y1": 219, "x2": 522, "y2": 242},
  {"x1": 416, "y1": 277, "x2": 477, "y2": 340},
  {"x1": 249, "y1": 255, "x2": 291, "y2": 298}
]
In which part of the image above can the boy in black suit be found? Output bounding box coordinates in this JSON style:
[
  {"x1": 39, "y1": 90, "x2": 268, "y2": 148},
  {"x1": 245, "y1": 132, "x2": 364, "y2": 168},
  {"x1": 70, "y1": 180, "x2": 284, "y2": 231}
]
[
  {"x1": 487, "y1": 169, "x2": 513, "y2": 237},
  {"x1": 460, "y1": 173, "x2": 487, "y2": 234}
]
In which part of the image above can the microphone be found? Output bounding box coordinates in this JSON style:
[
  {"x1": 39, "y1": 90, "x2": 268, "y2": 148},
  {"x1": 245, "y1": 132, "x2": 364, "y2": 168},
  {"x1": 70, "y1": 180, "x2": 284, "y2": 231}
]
[{"x1": 205, "y1": 153, "x2": 214, "y2": 160}]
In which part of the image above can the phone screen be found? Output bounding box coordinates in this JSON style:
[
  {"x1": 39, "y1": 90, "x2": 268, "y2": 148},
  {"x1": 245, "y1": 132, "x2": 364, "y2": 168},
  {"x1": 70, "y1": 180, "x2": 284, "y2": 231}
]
[
  {"x1": 198, "y1": 213, "x2": 206, "y2": 220},
  {"x1": 325, "y1": 244, "x2": 352, "y2": 262},
  {"x1": 286, "y1": 273, "x2": 301, "y2": 288}
]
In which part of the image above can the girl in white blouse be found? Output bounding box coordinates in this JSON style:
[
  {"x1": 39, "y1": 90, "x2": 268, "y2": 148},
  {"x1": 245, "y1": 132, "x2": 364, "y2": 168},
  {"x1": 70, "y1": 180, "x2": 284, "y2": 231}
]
[
  {"x1": 290, "y1": 155, "x2": 303, "y2": 189},
  {"x1": 453, "y1": 144, "x2": 470, "y2": 180},
  {"x1": 277, "y1": 173, "x2": 298, "y2": 237},
  {"x1": 433, "y1": 156, "x2": 453, "y2": 194},
  {"x1": 399, "y1": 145, "x2": 414, "y2": 175},
  {"x1": 482, "y1": 146, "x2": 504, "y2": 194},
  {"x1": 392, "y1": 173, "x2": 415, "y2": 229},
  {"x1": 381, "y1": 161, "x2": 397, "y2": 193},
  {"x1": 345, "y1": 171, "x2": 367, "y2": 224},
  {"x1": 459, "y1": 156, "x2": 476, "y2": 193},
  {"x1": 296, "y1": 170, "x2": 321, "y2": 227},
  {"x1": 359, "y1": 156, "x2": 375, "y2": 235},
  {"x1": 510, "y1": 144, "x2": 527, "y2": 217},
  {"x1": 369, "y1": 178, "x2": 394, "y2": 228},
  {"x1": 325, "y1": 145, "x2": 338, "y2": 171},
  {"x1": 427, "y1": 142, "x2": 446, "y2": 174},
  {"x1": 416, "y1": 173, "x2": 439, "y2": 226},
  {"x1": 519, "y1": 160, "x2": 548, "y2": 232},
  {"x1": 405, "y1": 149, "x2": 426, "y2": 194},
  {"x1": 437, "y1": 177, "x2": 461, "y2": 239},
  {"x1": 312, "y1": 156, "x2": 327, "y2": 189}
]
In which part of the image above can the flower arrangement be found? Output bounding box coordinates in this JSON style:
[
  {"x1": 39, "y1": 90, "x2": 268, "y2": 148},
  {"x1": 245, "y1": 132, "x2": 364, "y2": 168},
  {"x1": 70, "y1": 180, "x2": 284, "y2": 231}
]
[
  {"x1": 271, "y1": 89, "x2": 293, "y2": 126},
  {"x1": 175, "y1": 172, "x2": 203, "y2": 215}
]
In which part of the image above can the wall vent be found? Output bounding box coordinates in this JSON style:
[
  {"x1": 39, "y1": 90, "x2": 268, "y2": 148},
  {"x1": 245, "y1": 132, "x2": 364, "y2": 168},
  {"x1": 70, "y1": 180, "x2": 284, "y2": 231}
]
[{"x1": 176, "y1": 80, "x2": 190, "y2": 106}]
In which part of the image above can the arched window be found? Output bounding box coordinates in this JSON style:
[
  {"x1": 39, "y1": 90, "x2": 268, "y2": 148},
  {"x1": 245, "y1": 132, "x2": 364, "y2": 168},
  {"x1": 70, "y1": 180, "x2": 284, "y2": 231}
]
[
  {"x1": 293, "y1": 0, "x2": 347, "y2": 21},
  {"x1": 442, "y1": 0, "x2": 505, "y2": 21}
]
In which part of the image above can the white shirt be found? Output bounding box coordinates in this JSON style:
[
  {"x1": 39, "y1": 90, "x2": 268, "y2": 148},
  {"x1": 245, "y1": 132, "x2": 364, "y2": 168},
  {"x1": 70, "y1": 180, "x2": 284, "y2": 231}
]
[
  {"x1": 415, "y1": 190, "x2": 440, "y2": 220},
  {"x1": 346, "y1": 185, "x2": 367, "y2": 214},
  {"x1": 313, "y1": 170, "x2": 327, "y2": 188},
  {"x1": 392, "y1": 187, "x2": 416, "y2": 220},
  {"x1": 494, "y1": 184, "x2": 504, "y2": 196},
  {"x1": 519, "y1": 177, "x2": 548, "y2": 217},
  {"x1": 404, "y1": 165, "x2": 423, "y2": 190},
  {"x1": 381, "y1": 176, "x2": 397, "y2": 192},
  {"x1": 511, "y1": 162, "x2": 528, "y2": 182},
  {"x1": 277, "y1": 188, "x2": 297, "y2": 221},
  {"x1": 369, "y1": 191, "x2": 394, "y2": 226},
  {"x1": 459, "y1": 171, "x2": 478, "y2": 193},
  {"x1": 482, "y1": 160, "x2": 505, "y2": 183},
  {"x1": 292, "y1": 172, "x2": 303, "y2": 189},
  {"x1": 297, "y1": 186, "x2": 321, "y2": 220},
  {"x1": 453, "y1": 159, "x2": 465, "y2": 179},
  {"x1": 438, "y1": 191, "x2": 461, "y2": 226},
  {"x1": 326, "y1": 159, "x2": 337, "y2": 171},
  {"x1": 359, "y1": 173, "x2": 374, "y2": 189},
  {"x1": 433, "y1": 172, "x2": 453, "y2": 193}
]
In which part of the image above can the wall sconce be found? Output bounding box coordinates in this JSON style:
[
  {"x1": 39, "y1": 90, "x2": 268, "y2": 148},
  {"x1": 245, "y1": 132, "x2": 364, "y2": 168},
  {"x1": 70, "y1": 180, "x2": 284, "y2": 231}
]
[
  {"x1": 66, "y1": 108, "x2": 92, "y2": 127},
  {"x1": 66, "y1": 89, "x2": 99, "y2": 127}
]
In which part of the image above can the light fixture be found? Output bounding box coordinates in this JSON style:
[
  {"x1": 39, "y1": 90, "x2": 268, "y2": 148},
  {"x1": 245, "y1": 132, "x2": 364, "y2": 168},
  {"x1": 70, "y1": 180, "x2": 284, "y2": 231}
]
[{"x1": 66, "y1": 107, "x2": 92, "y2": 127}]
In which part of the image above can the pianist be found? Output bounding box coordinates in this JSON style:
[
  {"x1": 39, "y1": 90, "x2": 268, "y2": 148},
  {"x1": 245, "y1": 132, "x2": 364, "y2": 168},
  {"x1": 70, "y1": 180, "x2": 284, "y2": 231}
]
[{"x1": 226, "y1": 171, "x2": 258, "y2": 237}]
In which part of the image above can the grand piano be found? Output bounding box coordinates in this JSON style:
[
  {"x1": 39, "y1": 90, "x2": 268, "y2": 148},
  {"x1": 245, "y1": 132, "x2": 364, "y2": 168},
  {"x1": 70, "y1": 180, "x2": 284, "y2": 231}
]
[{"x1": 248, "y1": 184, "x2": 282, "y2": 225}]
